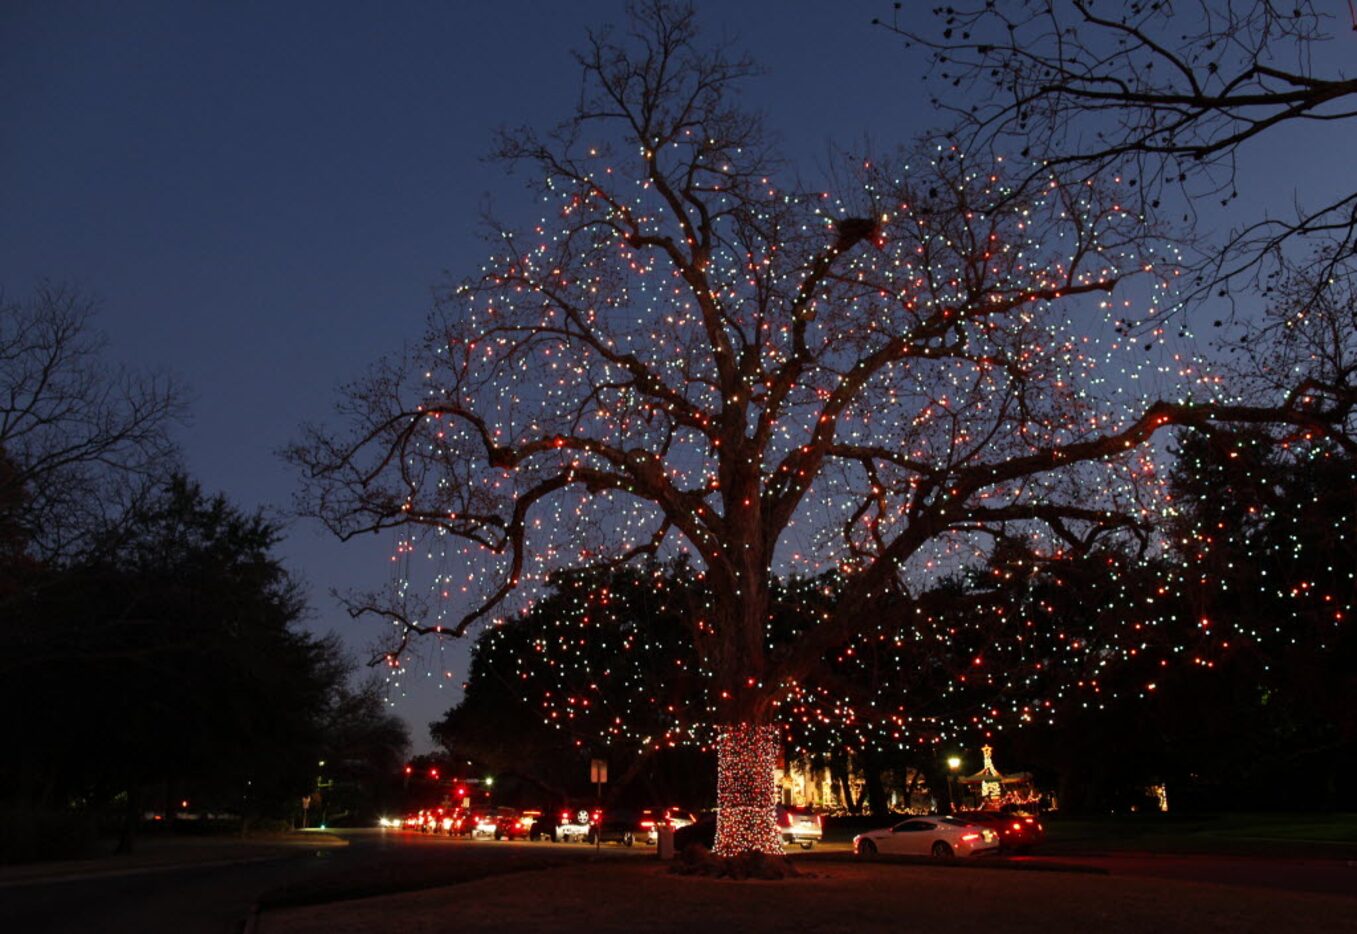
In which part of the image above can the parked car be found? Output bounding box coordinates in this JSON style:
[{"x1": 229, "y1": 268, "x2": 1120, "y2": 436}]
[
  {"x1": 495, "y1": 808, "x2": 541, "y2": 841},
  {"x1": 955, "y1": 810, "x2": 1045, "y2": 853},
  {"x1": 672, "y1": 811, "x2": 717, "y2": 850},
  {"x1": 441, "y1": 808, "x2": 476, "y2": 836},
  {"x1": 634, "y1": 807, "x2": 697, "y2": 844},
  {"x1": 470, "y1": 811, "x2": 499, "y2": 839},
  {"x1": 587, "y1": 808, "x2": 654, "y2": 846},
  {"x1": 553, "y1": 806, "x2": 597, "y2": 843},
  {"x1": 776, "y1": 805, "x2": 823, "y2": 849},
  {"x1": 854, "y1": 815, "x2": 1000, "y2": 860},
  {"x1": 523, "y1": 809, "x2": 558, "y2": 841}
]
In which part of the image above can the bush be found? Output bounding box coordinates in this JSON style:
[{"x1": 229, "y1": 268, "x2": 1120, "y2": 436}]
[{"x1": 0, "y1": 807, "x2": 102, "y2": 864}]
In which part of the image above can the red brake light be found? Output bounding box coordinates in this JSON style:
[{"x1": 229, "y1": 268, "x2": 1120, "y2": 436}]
[
  {"x1": 816, "y1": 814, "x2": 823, "y2": 828},
  {"x1": 640, "y1": 820, "x2": 654, "y2": 828},
  {"x1": 1012, "y1": 822, "x2": 1023, "y2": 831},
  {"x1": 1023, "y1": 817, "x2": 1035, "y2": 824},
  {"x1": 961, "y1": 832, "x2": 980, "y2": 841}
]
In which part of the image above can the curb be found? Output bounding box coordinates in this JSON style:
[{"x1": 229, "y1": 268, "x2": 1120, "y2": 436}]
[
  {"x1": 0, "y1": 853, "x2": 292, "y2": 890},
  {"x1": 796, "y1": 851, "x2": 1110, "y2": 875}
]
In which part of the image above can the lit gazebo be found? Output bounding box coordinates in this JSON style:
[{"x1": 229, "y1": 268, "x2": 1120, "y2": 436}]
[{"x1": 957, "y1": 745, "x2": 1037, "y2": 810}]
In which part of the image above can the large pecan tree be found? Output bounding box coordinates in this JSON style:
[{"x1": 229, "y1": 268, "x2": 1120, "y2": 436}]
[{"x1": 291, "y1": 2, "x2": 1342, "y2": 856}]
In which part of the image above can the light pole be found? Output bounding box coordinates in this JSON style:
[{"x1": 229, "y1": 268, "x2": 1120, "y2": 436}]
[{"x1": 946, "y1": 756, "x2": 962, "y2": 813}]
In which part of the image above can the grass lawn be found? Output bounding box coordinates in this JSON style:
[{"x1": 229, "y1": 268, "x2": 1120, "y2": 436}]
[
  {"x1": 257, "y1": 858, "x2": 1357, "y2": 934},
  {"x1": 1041, "y1": 811, "x2": 1357, "y2": 857}
]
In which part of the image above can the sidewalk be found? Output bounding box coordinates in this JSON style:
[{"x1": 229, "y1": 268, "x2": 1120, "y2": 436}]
[
  {"x1": 0, "y1": 831, "x2": 346, "y2": 888},
  {"x1": 255, "y1": 858, "x2": 1357, "y2": 934}
]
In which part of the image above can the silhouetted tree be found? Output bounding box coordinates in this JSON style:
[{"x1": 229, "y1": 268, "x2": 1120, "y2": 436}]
[
  {"x1": 0, "y1": 284, "x2": 183, "y2": 562},
  {"x1": 0, "y1": 477, "x2": 348, "y2": 852}
]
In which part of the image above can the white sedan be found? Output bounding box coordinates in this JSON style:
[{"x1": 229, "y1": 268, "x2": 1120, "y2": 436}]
[{"x1": 854, "y1": 816, "x2": 1001, "y2": 860}]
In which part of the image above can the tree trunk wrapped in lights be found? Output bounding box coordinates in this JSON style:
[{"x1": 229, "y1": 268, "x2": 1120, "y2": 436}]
[
  {"x1": 289, "y1": 2, "x2": 1353, "y2": 860},
  {"x1": 713, "y1": 722, "x2": 783, "y2": 857}
]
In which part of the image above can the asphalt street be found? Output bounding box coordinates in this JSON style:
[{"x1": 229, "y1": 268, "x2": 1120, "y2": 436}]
[
  {"x1": 0, "y1": 831, "x2": 644, "y2": 934},
  {"x1": 3, "y1": 829, "x2": 1352, "y2": 933}
]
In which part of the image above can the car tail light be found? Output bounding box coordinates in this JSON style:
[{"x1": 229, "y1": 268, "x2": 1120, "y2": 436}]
[
  {"x1": 961, "y1": 832, "x2": 980, "y2": 842},
  {"x1": 640, "y1": 820, "x2": 654, "y2": 829},
  {"x1": 1023, "y1": 817, "x2": 1035, "y2": 824},
  {"x1": 1012, "y1": 822, "x2": 1023, "y2": 831}
]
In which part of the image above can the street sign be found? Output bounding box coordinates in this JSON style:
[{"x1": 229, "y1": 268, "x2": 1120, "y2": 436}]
[{"x1": 590, "y1": 759, "x2": 607, "y2": 784}]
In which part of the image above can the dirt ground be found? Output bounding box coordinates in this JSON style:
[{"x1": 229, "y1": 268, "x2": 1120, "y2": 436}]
[{"x1": 255, "y1": 858, "x2": 1357, "y2": 933}]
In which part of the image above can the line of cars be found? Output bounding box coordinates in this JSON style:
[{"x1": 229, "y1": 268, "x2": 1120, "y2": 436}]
[
  {"x1": 392, "y1": 803, "x2": 826, "y2": 850},
  {"x1": 393, "y1": 805, "x2": 699, "y2": 845},
  {"x1": 390, "y1": 802, "x2": 1041, "y2": 859}
]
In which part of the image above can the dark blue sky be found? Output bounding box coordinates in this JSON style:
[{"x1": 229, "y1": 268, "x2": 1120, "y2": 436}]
[
  {"x1": 5, "y1": 2, "x2": 1353, "y2": 752},
  {"x1": 2, "y1": 1, "x2": 941, "y2": 750}
]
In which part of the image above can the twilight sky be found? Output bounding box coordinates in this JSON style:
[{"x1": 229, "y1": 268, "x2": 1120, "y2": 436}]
[
  {"x1": 1, "y1": 1, "x2": 944, "y2": 750},
  {"x1": 4, "y1": 1, "x2": 1353, "y2": 752}
]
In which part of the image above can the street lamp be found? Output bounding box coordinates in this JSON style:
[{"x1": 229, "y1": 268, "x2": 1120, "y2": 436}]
[{"x1": 946, "y1": 756, "x2": 962, "y2": 813}]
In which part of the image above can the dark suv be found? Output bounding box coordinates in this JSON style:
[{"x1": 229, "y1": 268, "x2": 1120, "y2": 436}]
[
  {"x1": 587, "y1": 808, "x2": 645, "y2": 846},
  {"x1": 955, "y1": 810, "x2": 1045, "y2": 853}
]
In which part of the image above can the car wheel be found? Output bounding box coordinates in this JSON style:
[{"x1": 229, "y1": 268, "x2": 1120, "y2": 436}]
[
  {"x1": 622, "y1": 832, "x2": 634, "y2": 847},
  {"x1": 931, "y1": 841, "x2": 954, "y2": 860},
  {"x1": 857, "y1": 839, "x2": 877, "y2": 859},
  {"x1": 800, "y1": 841, "x2": 814, "y2": 850}
]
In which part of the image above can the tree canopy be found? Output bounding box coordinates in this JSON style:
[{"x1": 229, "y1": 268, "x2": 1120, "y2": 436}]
[{"x1": 292, "y1": 1, "x2": 1351, "y2": 853}]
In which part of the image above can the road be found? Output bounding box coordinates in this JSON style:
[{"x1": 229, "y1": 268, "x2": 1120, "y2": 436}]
[
  {"x1": 0, "y1": 830, "x2": 646, "y2": 934},
  {"x1": 3, "y1": 829, "x2": 1352, "y2": 933}
]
